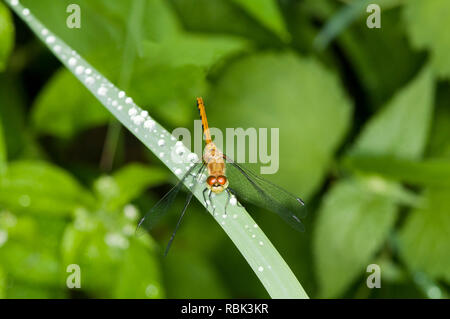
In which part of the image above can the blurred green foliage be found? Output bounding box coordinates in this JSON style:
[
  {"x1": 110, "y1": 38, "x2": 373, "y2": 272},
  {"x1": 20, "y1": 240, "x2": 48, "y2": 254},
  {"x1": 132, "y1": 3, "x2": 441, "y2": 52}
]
[{"x1": 0, "y1": 0, "x2": 449, "y2": 299}]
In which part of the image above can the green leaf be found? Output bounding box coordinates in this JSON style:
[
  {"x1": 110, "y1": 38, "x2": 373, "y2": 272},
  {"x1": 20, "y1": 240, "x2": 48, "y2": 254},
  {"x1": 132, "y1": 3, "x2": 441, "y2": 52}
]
[
  {"x1": 0, "y1": 160, "x2": 94, "y2": 215},
  {"x1": 143, "y1": 33, "x2": 249, "y2": 69},
  {"x1": 0, "y1": 113, "x2": 6, "y2": 174},
  {"x1": 32, "y1": 69, "x2": 111, "y2": 138},
  {"x1": 342, "y1": 155, "x2": 450, "y2": 188},
  {"x1": 314, "y1": 178, "x2": 398, "y2": 297},
  {"x1": 209, "y1": 52, "x2": 352, "y2": 199},
  {"x1": 0, "y1": 75, "x2": 28, "y2": 160},
  {"x1": 427, "y1": 86, "x2": 450, "y2": 158},
  {"x1": 163, "y1": 251, "x2": 229, "y2": 298},
  {"x1": 169, "y1": 0, "x2": 281, "y2": 44},
  {"x1": 0, "y1": 215, "x2": 68, "y2": 291},
  {"x1": 0, "y1": 2, "x2": 14, "y2": 71},
  {"x1": 4, "y1": 281, "x2": 66, "y2": 298},
  {"x1": 351, "y1": 66, "x2": 434, "y2": 159},
  {"x1": 0, "y1": 241, "x2": 62, "y2": 286},
  {"x1": 230, "y1": 0, "x2": 289, "y2": 40},
  {"x1": 95, "y1": 163, "x2": 167, "y2": 210},
  {"x1": 130, "y1": 63, "x2": 206, "y2": 127},
  {"x1": 398, "y1": 188, "x2": 450, "y2": 284},
  {"x1": 404, "y1": 0, "x2": 450, "y2": 78},
  {"x1": 114, "y1": 238, "x2": 164, "y2": 298},
  {"x1": 61, "y1": 224, "x2": 122, "y2": 297},
  {"x1": 0, "y1": 267, "x2": 5, "y2": 298},
  {"x1": 338, "y1": 8, "x2": 425, "y2": 107}
]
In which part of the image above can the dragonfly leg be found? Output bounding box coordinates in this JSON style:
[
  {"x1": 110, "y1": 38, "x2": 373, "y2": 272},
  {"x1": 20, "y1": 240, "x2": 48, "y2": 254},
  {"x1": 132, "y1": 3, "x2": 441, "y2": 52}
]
[
  {"x1": 224, "y1": 188, "x2": 232, "y2": 215},
  {"x1": 208, "y1": 189, "x2": 215, "y2": 215},
  {"x1": 202, "y1": 188, "x2": 209, "y2": 209}
]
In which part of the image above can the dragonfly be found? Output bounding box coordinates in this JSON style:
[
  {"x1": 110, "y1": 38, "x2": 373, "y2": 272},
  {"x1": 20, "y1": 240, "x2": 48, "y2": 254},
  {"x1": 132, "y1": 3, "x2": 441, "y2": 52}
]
[{"x1": 137, "y1": 97, "x2": 306, "y2": 255}]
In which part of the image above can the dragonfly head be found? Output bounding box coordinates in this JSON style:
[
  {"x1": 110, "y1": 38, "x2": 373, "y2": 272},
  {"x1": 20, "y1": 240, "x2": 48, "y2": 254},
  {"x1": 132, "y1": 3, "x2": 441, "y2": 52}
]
[{"x1": 206, "y1": 175, "x2": 229, "y2": 193}]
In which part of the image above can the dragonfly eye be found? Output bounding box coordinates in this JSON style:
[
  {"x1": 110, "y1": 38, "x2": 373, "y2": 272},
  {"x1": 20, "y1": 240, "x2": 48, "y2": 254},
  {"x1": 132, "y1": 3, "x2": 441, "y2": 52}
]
[
  {"x1": 217, "y1": 176, "x2": 227, "y2": 185},
  {"x1": 206, "y1": 176, "x2": 217, "y2": 186}
]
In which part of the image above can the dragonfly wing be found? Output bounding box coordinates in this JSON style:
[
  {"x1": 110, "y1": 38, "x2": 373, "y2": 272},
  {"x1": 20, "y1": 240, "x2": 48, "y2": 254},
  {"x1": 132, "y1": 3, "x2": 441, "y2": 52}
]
[
  {"x1": 136, "y1": 162, "x2": 205, "y2": 236},
  {"x1": 224, "y1": 156, "x2": 306, "y2": 232}
]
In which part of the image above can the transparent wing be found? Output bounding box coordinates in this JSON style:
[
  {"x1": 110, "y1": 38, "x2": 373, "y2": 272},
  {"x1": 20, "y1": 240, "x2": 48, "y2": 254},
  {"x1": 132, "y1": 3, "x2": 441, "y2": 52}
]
[
  {"x1": 136, "y1": 162, "x2": 205, "y2": 236},
  {"x1": 225, "y1": 155, "x2": 306, "y2": 232}
]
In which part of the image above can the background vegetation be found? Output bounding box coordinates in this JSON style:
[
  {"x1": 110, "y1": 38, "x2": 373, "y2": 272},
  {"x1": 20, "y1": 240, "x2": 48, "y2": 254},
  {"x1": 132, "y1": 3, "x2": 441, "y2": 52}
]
[{"x1": 0, "y1": 0, "x2": 449, "y2": 298}]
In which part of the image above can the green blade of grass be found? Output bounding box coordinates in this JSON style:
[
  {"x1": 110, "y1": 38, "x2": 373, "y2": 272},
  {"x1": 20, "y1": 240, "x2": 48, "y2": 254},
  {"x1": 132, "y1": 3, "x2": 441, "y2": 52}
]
[{"x1": 6, "y1": 0, "x2": 308, "y2": 298}]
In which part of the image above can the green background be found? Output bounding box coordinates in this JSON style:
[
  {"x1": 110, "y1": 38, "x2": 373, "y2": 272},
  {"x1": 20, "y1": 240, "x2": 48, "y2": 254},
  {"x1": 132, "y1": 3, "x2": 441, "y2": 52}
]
[{"x1": 0, "y1": 0, "x2": 449, "y2": 298}]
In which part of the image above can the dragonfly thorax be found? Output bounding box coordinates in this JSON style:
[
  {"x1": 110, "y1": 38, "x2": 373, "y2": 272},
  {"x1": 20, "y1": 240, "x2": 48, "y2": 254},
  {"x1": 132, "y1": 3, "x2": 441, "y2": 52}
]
[{"x1": 203, "y1": 142, "x2": 228, "y2": 193}]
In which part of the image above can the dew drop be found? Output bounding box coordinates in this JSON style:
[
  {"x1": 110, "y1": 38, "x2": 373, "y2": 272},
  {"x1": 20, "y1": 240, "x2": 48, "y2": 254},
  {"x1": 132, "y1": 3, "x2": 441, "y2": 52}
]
[
  {"x1": 144, "y1": 120, "x2": 155, "y2": 130},
  {"x1": 125, "y1": 97, "x2": 133, "y2": 104},
  {"x1": 230, "y1": 197, "x2": 237, "y2": 206},
  {"x1": 175, "y1": 168, "x2": 183, "y2": 175},
  {"x1": 252, "y1": 234, "x2": 256, "y2": 238},
  {"x1": 85, "y1": 77, "x2": 94, "y2": 85},
  {"x1": 53, "y1": 45, "x2": 61, "y2": 53},
  {"x1": 132, "y1": 115, "x2": 145, "y2": 125},
  {"x1": 41, "y1": 29, "x2": 48, "y2": 36},
  {"x1": 112, "y1": 100, "x2": 118, "y2": 107},
  {"x1": 68, "y1": 57, "x2": 77, "y2": 67},
  {"x1": 157, "y1": 139, "x2": 165, "y2": 147},
  {"x1": 253, "y1": 224, "x2": 258, "y2": 228},
  {"x1": 97, "y1": 87, "x2": 108, "y2": 96},
  {"x1": 258, "y1": 266, "x2": 264, "y2": 272},
  {"x1": 85, "y1": 68, "x2": 92, "y2": 75},
  {"x1": 118, "y1": 91, "x2": 125, "y2": 98},
  {"x1": 259, "y1": 241, "x2": 264, "y2": 246},
  {"x1": 128, "y1": 108, "x2": 137, "y2": 116},
  {"x1": 22, "y1": 8, "x2": 30, "y2": 16},
  {"x1": 233, "y1": 214, "x2": 237, "y2": 219},
  {"x1": 140, "y1": 111, "x2": 148, "y2": 118},
  {"x1": 75, "y1": 66, "x2": 84, "y2": 75},
  {"x1": 187, "y1": 153, "x2": 199, "y2": 163},
  {"x1": 175, "y1": 146, "x2": 185, "y2": 156},
  {"x1": 11, "y1": 0, "x2": 19, "y2": 6},
  {"x1": 46, "y1": 36, "x2": 55, "y2": 44},
  {"x1": 159, "y1": 152, "x2": 164, "y2": 157}
]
